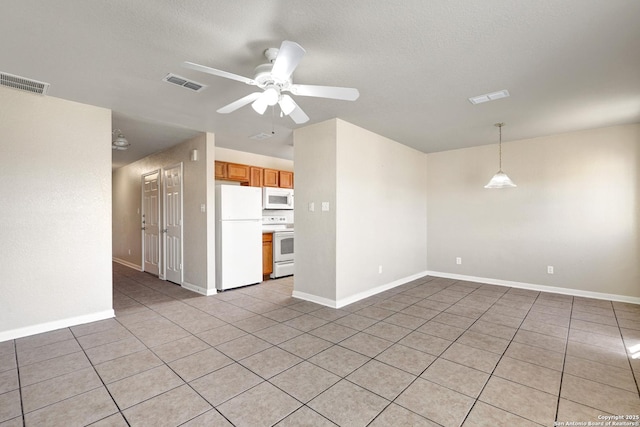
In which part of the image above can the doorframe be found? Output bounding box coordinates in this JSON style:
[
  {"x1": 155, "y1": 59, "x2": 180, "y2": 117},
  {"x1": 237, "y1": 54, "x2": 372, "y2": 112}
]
[
  {"x1": 141, "y1": 169, "x2": 162, "y2": 275},
  {"x1": 162, "y1": 162, "x2": 184, "y2": 284}
]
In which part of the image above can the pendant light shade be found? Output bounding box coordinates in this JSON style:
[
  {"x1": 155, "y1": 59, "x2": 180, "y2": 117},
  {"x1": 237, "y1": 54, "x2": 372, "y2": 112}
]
[
  {"x1": 484, "y1": 123, "x2": 516, "y2": 189},
  {"x1": 112, "y1": 129, "x2": 130, "y2": 151}
]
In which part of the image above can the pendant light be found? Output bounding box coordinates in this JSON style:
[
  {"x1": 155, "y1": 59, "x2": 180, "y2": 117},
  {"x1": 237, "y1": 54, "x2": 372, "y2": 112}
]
[{"x1": 484, "y1": 123, "x2": 516, "y2": 188}]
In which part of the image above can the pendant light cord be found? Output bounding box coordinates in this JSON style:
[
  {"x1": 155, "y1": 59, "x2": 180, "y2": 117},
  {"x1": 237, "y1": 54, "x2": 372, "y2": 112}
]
[{"x1": 498, "y1": 123, "x2": 502, "y2": 171}]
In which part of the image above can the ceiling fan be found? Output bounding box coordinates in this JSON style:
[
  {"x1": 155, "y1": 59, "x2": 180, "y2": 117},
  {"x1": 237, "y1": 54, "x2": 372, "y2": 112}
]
[{"x1": 182, "y1": 40, "x2": 359, "y2": 124}]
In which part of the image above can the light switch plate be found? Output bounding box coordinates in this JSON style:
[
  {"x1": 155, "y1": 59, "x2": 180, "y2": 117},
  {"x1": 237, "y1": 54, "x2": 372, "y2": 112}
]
[{"x1": 309, "y1": 202, "x2": 315, "y2": 212}]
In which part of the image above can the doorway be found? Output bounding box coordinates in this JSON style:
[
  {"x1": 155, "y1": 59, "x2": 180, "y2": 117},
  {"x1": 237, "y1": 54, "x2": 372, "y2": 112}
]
[
  {"x1": 163, "y1": 163, "x2": 183, "y2": 284},
  {"x1": 142, "y1": 170, "x2": 160, "y2": 276}
]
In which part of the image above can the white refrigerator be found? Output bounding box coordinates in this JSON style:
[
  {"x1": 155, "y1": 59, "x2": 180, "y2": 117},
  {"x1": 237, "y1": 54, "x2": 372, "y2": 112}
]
[{"x1": 215, "y1": 185, "x2": 263, "y2": 291}]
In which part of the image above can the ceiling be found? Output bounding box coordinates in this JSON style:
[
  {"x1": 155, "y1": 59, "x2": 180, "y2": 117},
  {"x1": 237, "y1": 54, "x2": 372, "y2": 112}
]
[{"x1": 2, "y1": 1, "x2": 639, "y2": 169}]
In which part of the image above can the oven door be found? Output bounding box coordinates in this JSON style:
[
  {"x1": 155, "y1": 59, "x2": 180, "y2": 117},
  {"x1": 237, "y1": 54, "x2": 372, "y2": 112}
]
[{"x1": 273, "y1": 231, "x2": 294, "y2": 263}]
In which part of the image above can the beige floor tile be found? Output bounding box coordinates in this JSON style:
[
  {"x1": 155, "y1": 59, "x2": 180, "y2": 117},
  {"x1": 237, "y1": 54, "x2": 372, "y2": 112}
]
[
  {"x1": 169, "y1": 347, "x2": 233, "y2": 382},
  {"x1": 456, "y1": 330, "x2": 510, "y2": 354},
  {"x1": 467, "y1": 320, "x2": 517, "y2": 340},
  {"x1": 421, "y1": 358, "x2": 490, "y2": 398},
  {"x1": 524, "y1": 310, "x2": 570, "y2": 328},
  {"x1": 571, "y1": 310, "x2": 618, "y2": 326},
  {"x1": 94, "y1": 349, "x2": 162, "y2": 384},
  {"x1": 339, "y1": 332, "x2": 393, "y2": 358},
  {"x1": 233, "y1": 314, "x2": 279, "y2": 332},
  {"x1": 354, "y1": 306, "x2": 395, "y2": 321},
  {"x1": 309, "y1": 380, "x2": 389, "y2": 427},
  {"x1": 564, "y1": 355, "x2": 636, "y2": 392},
  {"x1": 288, "y1": 300, "x2": 324, "y2": 314},
  {"x1": 308, "y1": 323, "x2": 358, "y2": 344},
  {"x1": 493, "y1": 356, "x2": 561, "y2": 395},
  {"x1": 504, "y1": 341, "x2": 565, "y2": 371},
  {"x1": 0, "y1": 390, "x2": 21, "y2": 423},
  {"x1": 122, "y1": 385, "x2": 211, "y2": 427},
  {"x1": 308, "y1": 345, "x2": 370, "y2": 377},
  {"x1": 275, "y1": 406, "x2": 337, "y2": 427},
  {"x1": 479, "y1": 376, "x2": 557, "y2": 425},
  {"x1": 0, "y1": 370, "x2": 18, "y2": 395},
  {"x1": 17, "y1": 338, "x2": 82, "y2": 366},
  {"x1": 486, "y1": 305, "x2": 528, "y2": 319},
  {"x1": 0, "y1": 353, "x2": 17, "y2": 375},
  {"x1": 441, "y1": 343, "x2": 501, "y2": 373},
  {"x1": 563, "y1": 369, "x2": 640, "y2": 413},
  {"x1": 383, "y1": 312, "x2": 428, "y2": 329},
  {"x1": 277, "y1": 333, "x2": 333, "y2": 359},
  {"x1": 556, "y1": 398, "x2": 613, "y2": 424},
  {"x1": 240, "y1": 346, "x2": 302, "y2": 379},
  {"x1": 432, "y1": 312, "x2": 476, "y2": 329},
  {"x1": 16, "y1": 329, "x2": 74, "y2": 352},
  {"x1": 218, "y1": 381, "x2": 301, "y2": 427},
  {"x1": 24, "y1": 387, "x2": 118, "y2": 427},
  {"x1": 195, "y1": 324, "x2": 246, "y2": 347},
  {"x1": 151, "y1": 335, "x2": 210, "y2": 362},
  {"x1": 400, "y1": 305, "x2": 440, "y2": 320},
  {"x1": 22, "y1": 367, "x2": 103, "y2": 413},
  {"x1": 398, "y1": 331, "x2": 452, "y2": 356},
  {"x1": 88, "y1": 412, "x2": 129, "y2": 426},
  {"x1": 375, "y1": 343, "x2": 436, "y2": 375},
  {"x1": 570, "y1": 319, "x2": 621, "y2": 337},
  {"x1": 180, "y1": 409, "x2": 233, "y2": 426},
  {"x1": 19, "y1": 350, "x2": 91, "y2": 387},
  {"x1": 347, "y1": 359, "x2": 416, "y2": 400},
  {"x1": 414, "y1": 298, "x2": 452, "y2": 312},
  {"x1": 364, "y1": 322, "x2": 412, "y2": 342},
  {"x1": 478, "y1": 312, "x2": 523, "y2": 328},
  {"x1": 271, "y1": 361, "x2": 340, "y2": 403},
  {"x1": 253, "y1": 324, "x2": 303, "y2": 345},
  {"x1": 368, "y1": 403, "x2": 439, "y2": 426},
  {"x1": 396, "y1": 378, "x2": 474, "y2": 427},
  {"x1": 444, "y1": 304, "x2": 486, "y2": 320},
  {"x1": 70, "y1": 318, "x2": 122, "y2": 338},
  {"x1": 334, "y1": 314, "x2": 378, "y2": 331},
  {"x1": 215, "y1": 334, "x2": 272, "y2": 360},
  {"x1": 520, "y1": 319, "x2": 569, "y2": 339},
  {"x1": 513, "y1": 329, "x2": 566, "y2": 353},
  {"x1": 283, "y1": 314, "x2": 328, "y2": 332},
  {"x1": 417, "y1": 320, "x2": 466, "y2": 341},
  {"x1": 568, "y1": 329, "x2": 626, "y2": 352},
  {"x1": 190, "y1": 363, "x2": 263, "y2": 406},
  {"x1": 263, "y1": 307, "x2": 304, "y2": 322},
  {"x1": 106, "y1": 365, "x2": 184, "y2": 409},
  {"x1": 76, "y1": 325, "x2": 133, "y2": 349},
  {"x1": 462, "y1": 401, "x2": 542, "y2": 427},
  {"x1": 85, "y1": 337, "x2": 147, "y2": 365}
]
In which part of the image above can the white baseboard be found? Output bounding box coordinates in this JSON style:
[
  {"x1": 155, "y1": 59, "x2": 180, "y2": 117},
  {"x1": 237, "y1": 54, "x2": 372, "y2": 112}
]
[
  {"x1": 182, "y1": 281, "x2": 217, "y2": 296},
  {"x1": 0, "y1": 309, "x2": 115, "y2": 342},
  {"x1": 427, "y1": 271, "x2": 640, "y2": 305},
  {"x1": 112, "y1": 257, "x2": 142, "y2": 271},
  {"x1": 292, "y1": 270, "x2": 430, "y2": 309}
]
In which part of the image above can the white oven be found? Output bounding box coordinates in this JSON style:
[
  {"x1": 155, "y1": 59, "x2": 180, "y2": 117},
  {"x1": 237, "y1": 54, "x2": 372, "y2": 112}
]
[
  {"x1": 272, "y1": 230, "x2": 294, "y2": 278},
  {"x1": 263, "y1": 187, "x2": 294, "y2": 210}
]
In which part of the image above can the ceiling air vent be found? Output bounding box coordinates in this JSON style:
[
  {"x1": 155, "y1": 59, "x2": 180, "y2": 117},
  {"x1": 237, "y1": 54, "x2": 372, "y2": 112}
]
[
  {"x1": 0, "y1": 72, "x2": 50, "y2": 95},
  {"x1": 163, "y1": 73, "x2": 207, "y2": 92}
]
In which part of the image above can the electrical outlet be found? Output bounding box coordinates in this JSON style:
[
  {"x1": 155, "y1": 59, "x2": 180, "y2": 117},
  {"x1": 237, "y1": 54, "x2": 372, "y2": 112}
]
[
  {"x1": 378, "y1": 265, "x2": 383, "y2": 274},
  {"x1": 321, "y1": 202, "x2": 330, "y2": 211},
  {"x1": 308, "y1": 202, "x2": 315, "y2": 212},
  {"x1": 456, "y1": 257, "x2": 462, "y2": 265},
  {"x1": 547, "y1": 266, "x2": 554, "y2": 274}
]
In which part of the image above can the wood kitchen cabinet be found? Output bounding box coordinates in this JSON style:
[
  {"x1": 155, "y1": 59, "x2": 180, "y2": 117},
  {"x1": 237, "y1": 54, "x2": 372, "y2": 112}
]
[
  {"x1": 262, "y1": 232, "x2": 273, "y2": 277},
  {"x1": 263, "y1": 169, "x2": 279, "y2": 187},
  {"x1": 226, "y1": 163, "x2": 250, "y2": 182},
  {"x1": 279, "y1": 171, "x2": 294, "y2": 189},
  {"x1": 214, "y1": 161, "x2": 227, "y2": 179},
  {"x1": 249, "y1": 167, "x2": 263, "y2": 187}
]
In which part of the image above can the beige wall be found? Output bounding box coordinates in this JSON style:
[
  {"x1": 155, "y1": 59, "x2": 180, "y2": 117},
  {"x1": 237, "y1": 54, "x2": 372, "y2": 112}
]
[
  {"x1": 427, "y1": 123, "x2": 640, "y2": 299},
  {"x1": 215, "y1": 147, "x2": 294, "y2": 171},
  {"x1": 293, "y1": 119, "x2": 428, "y2": 306},
  {"x1": 112, "y1": 133, "x2": 216, "y2": 294},
  {"x1": 0, "y1": 87, "x2": 113, "y2": 341}
]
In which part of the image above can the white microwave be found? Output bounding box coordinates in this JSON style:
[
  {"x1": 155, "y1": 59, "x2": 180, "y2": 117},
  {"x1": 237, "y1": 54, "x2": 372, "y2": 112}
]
[{"x1": 263, "y1": 187, "x2": 294, "y2": 210}]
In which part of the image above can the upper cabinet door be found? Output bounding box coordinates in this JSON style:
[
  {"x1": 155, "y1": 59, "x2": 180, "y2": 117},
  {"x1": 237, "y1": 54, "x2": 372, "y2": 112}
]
[
  {"x1": 227, "y1": 163, "x2": 250, "y2": 182},
  {"x1": 215, "y1": 161, "x2": 227, "y2": 179},
  {"x1": 249, "y1": 167, "x2": 263, "y2": 187},
  {"x1": 279, "y1": 171, "x2": 294, "y2": 188},
  {"x1": 263, "y1": 169, "x2": 279, "y2": 187}
]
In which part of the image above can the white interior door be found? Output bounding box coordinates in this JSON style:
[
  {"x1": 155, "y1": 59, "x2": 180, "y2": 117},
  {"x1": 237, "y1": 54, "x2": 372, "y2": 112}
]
[
  {"x1": 163, "y1": 164, "x2": 183, "y2": 284},
  {"x1": 142, "y1": 170, "x2": 161, "y2": 276}
]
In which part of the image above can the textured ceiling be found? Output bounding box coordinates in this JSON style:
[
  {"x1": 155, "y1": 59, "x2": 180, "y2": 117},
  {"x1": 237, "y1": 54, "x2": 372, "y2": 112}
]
[{"x1": 2, "y1": 0, "x2": 639, "y2": 168}]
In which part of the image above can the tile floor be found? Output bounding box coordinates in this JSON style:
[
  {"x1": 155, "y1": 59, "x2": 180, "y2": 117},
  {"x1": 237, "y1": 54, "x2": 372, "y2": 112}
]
[{"x1": 1, "y1": 263, "x2": 640, "y2": 426}]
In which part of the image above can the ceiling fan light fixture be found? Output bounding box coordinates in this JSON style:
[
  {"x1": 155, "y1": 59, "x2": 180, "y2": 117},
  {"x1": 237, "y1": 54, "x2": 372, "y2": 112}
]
[
  {"x1": 111, "y1": 129, "x2": 130, "y2": 150},
  {"x1": 263, "y1": 86, "x2": 279, "y2": 106},
  {"x1": 251, "y1": 97, "x2": 268, "y2": 115},
  {"x1": 278, "y1": 95, "x2": 296, "y2": 115},
  {"x1": 484, "y1": 123, "x2": 516, "y2": 189}
]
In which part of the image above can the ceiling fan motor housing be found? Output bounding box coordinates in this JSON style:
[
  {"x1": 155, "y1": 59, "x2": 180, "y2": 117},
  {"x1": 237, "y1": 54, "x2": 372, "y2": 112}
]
[{"x1": 253, "y1": 62, "x2": 291, "y2": 90}]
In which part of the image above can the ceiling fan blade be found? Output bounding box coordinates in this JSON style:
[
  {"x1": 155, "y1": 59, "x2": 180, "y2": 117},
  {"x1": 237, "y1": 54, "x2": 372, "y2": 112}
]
[
  {"x1": 271, "y1": 41, "x2": 306, "y2": 81},
  {"x1": 286, "y1": 98, "x2": 310, "y2": 124},
  {"x1": 278, "y1": 95, "x2": 296, "y2": 116},
  {"x1": 217, "y1": 92, "x2": 262, "y2": 114},
  {"x1": 182, "y1": 61, "x2": 255, "y2": 85},
  {"x1": 290, "y1": 84, "x2": 360, "y2": 101}
]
